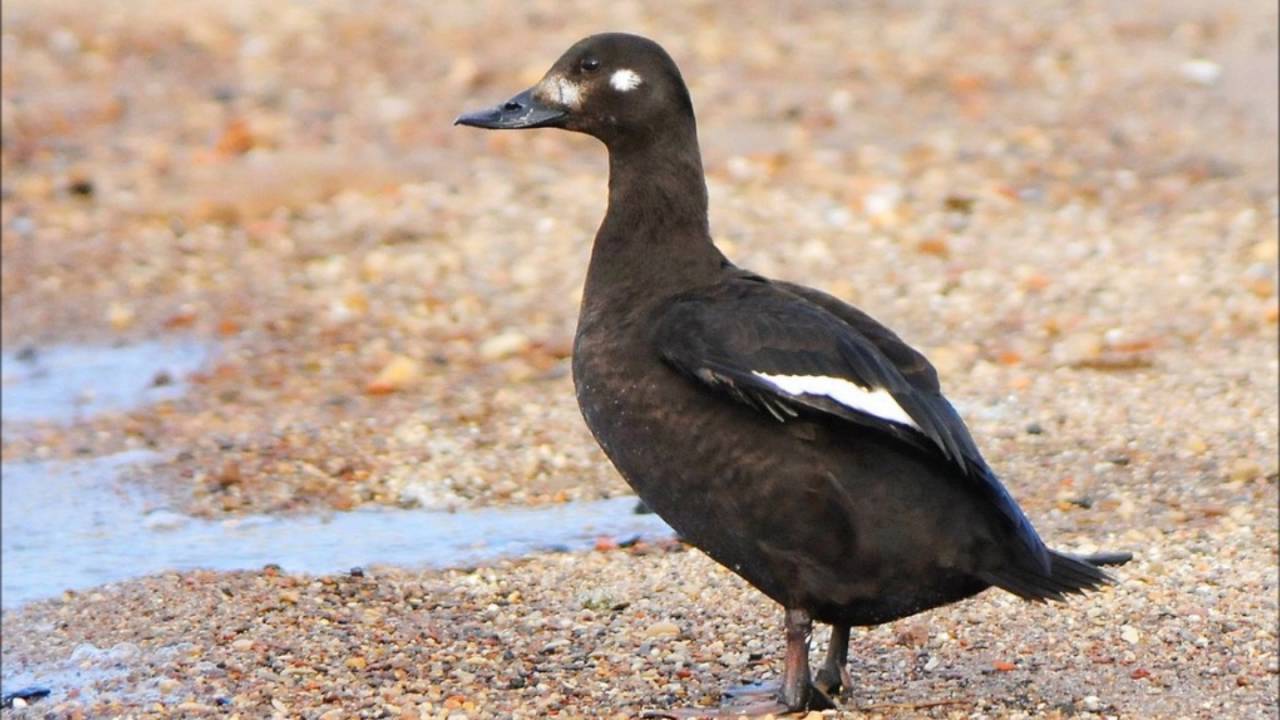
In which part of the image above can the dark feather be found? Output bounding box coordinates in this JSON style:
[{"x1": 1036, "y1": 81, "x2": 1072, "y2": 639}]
[
  {"x1": 654, "y1": 272, "x2": 1052, "y2": 572},
  {"x1": 981, "y1": 549, "x2": 1127, "y2": 602}
]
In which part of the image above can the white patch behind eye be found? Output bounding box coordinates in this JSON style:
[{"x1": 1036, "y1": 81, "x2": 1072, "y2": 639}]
[
  {"x1": 752, "y1": 372, "x2": 920, "y2": 430},
  {"x1": 610, "y1": 68, "x2": 642, "y2": 92}
]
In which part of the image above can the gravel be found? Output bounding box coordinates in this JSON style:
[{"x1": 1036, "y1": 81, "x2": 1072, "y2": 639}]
[
  {"x1": 3, "y1": 0, "x2": 1275, "y2": 518},
  {"x1": 1, "y1": 0, "x2": 1276, "y2": 717},
  {"x1": 2, "y1": 540, "x2": 1276, "y2": 718}
]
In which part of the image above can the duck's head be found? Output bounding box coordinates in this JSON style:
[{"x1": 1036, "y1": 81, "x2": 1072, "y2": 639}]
[{"x1": 455, "y1": 33, "x2": 694, "y2": 149}]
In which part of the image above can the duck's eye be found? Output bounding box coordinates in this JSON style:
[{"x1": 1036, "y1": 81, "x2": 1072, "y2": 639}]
[{"x1": 579, "y1": 57, "x2": 601, "y2": 73}]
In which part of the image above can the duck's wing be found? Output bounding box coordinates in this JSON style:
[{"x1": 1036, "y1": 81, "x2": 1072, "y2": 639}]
[
  {"x1": 654, "y1": 276, "x2": 1050, "y2": 571},
  {"x1": 773, "y1": 280, "x2": 942, "y2": 394}
]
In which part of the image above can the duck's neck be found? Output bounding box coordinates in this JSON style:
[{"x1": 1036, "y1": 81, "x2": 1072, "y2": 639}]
[{"x1": 584, "y1": 128, "x2": 725, "y2": 305}]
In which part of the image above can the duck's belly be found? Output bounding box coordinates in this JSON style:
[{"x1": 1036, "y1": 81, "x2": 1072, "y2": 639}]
[{"x1": 572, "y1": 349, "x2": 995, "y2": 626}]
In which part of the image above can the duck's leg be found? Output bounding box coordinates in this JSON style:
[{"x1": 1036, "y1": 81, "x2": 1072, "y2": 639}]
[
  {"x1": 779, "y1": 608, "x2": 815, "y2": 708},
  {"x1": 643, "y1": 608, "x2": 833, "y2": 718},
  {"x1": 814, "y1": 624, "x2": 853, "y2": 696}
]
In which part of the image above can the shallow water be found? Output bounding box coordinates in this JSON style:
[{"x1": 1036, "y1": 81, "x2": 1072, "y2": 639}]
[
  {"x1": 0, "y1": 340, "x2": 672, "y2": 610},
  {"x1": 0, "y1": 341, "x2": 673, "y2": 710},
  {"x1": 0, "y1": 340, "x2": 209, "y2": 426},
  {"x1": 1, "y1": 451, "x2": 671, "y2": 609}
]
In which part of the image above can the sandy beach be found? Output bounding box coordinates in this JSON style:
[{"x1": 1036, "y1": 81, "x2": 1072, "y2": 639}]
[{"x1": 2, "y1": 0, "x2": 1276, "y2": 717}]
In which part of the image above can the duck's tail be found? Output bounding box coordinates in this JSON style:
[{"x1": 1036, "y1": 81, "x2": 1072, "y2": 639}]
[{"x1": 981, "y1": 550, "x2": 1133, "y2": 603}]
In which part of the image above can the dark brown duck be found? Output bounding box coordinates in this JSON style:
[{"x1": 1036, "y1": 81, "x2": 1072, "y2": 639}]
[{"x1": 457, "y1": 33, "x2": 1131, "y2": 716}]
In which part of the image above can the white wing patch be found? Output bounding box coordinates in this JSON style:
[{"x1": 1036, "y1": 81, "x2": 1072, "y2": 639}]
[
  {"x1": 752, "y1": 372, "x2": 920, "y2": 430},
  {"x1": 610, "y1": 68, "x2": 642, "y2": 92}
]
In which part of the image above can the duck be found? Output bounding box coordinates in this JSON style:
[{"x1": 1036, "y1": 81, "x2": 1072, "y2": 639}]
[{"x1": 457, "y1": 33, "x2": 1131, "y2": 716}]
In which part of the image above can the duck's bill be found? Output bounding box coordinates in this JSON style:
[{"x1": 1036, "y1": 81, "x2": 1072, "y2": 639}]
[{"x1": 454, "y1": 87, "x2": 566, "y2": 130}]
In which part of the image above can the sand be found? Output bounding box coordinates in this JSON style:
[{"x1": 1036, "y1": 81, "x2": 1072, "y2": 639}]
[{"x1": 2, "y1": 0, "x2": 1276, "y2": 717}]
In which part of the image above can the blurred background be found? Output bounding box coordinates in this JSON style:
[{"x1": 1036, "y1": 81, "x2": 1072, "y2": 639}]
[
  {"x1": 3, "y1": 0, "x2": 1274, "y2": 517},
  {"x1": 1, "y1": 0, "x2": 1277, "y2": 716}
]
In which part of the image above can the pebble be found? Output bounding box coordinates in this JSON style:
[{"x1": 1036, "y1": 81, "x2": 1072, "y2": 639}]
[
  {"x1": 1, "y1": 2, "x2": 1276, "y2": 718},
  {"x1": 1054, "y1": 332, "x2": 1104, "y2": 365},
  {"x1": 1121, "y1": 626, "x2": 1141, "y2": 645},
  {"x1": 478, "y1": 331, "x2": 531, "y2": 361},
  {"x1": 106, "y1": 302, "x2": 135, "y2": 331},
  {"x1": 1228, "y1": 459, "x2": 1262, "y2": 483},
  {"x1": 1179, "y1": 59, "x2": 1222, "y2": 85},
  {"x1": 644, "y1": 621, "x2": 681, "y2": 639},
  {"x1": 366, "y1": 355, "x2": 421, "y2": 395}
]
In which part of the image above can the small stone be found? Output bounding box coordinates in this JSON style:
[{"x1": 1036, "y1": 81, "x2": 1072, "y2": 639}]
[
  {"x1": 1180, "y1": 59, "x2": 1221, "y2": 85},
  {"x1": 1228, "y1": 459, "x2": 1261, "y2": 483},
  {"x1": 107, "y1": 302, "x2": 135, "y2": 330},
  {"x1": 1082, "y1": 695, "x2": 1102, "y2": 711},
  {"x1": 644, "y1": 621, "x2": 680, "y2": 638},
  {"x1": 1121, "y1": 625, "x2": 1141, "y2": 644},
  {"x1": 1054, "y1": 332, "x2": 1102, "y2": 365},
  {"x1": 345, "y1": 655, "x2": 368, "y2": 670},
  {"x1": 366, "y1": 355, "x2": 421, "y2": 395},
  {"x1": 231, "y1": 638, "x2": 254, "y2": 651},
  {"x1": 67, "y1": 178, "x2": 95, "y2": 197},
  {"x1": 862, "y1": 183, "x2": 902, "y2": 219},
  {"x1": 916, "y1": 237, "x2": 950, "y2": 258},
  {"x1": 479, "y1": 331, "x2": 531, "y2": 360},
  {"x1": 215, "y1": 118, "x2": 256, "y2": 156}
]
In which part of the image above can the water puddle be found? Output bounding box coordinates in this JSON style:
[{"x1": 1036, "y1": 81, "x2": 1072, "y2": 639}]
[
  {"x1": 1, "y1": 341, "x2": 671, "y2": 610},
  {"x1": 1, "y1": 451, "x2": 672, "y2": 609},
  {"x1": 0, "y1": 340, "x2": 209, "y2": 426},
  {"x1": 1, "y1": 340, "x2": 672, "y2": 711}
]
